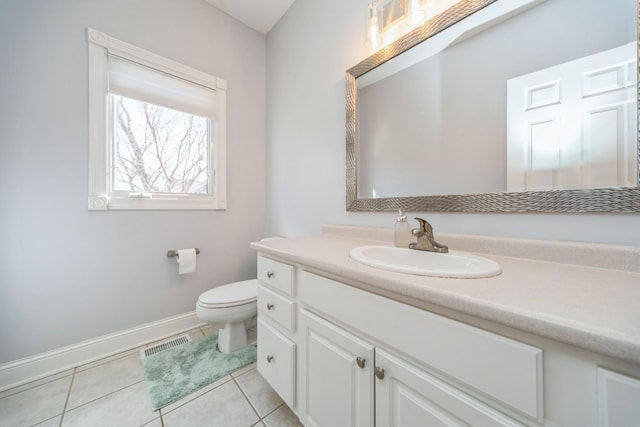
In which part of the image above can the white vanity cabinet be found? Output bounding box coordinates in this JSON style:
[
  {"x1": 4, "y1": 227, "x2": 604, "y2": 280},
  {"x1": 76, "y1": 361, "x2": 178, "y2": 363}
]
[
  {"x1": 256, "y1": 256, "x2": 297, "y2": 408},
  {"x1": 254, "y1": 252, "x2": 640, "y2": 427},
  {"x1": 297, "y1": 270, "x2": 540, "y2": 427}
]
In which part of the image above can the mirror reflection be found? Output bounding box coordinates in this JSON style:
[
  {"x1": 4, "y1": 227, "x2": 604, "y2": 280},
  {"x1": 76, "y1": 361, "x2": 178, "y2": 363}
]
[{"x1": 356, "y1": 0, "x2": 638, "y2": 199}]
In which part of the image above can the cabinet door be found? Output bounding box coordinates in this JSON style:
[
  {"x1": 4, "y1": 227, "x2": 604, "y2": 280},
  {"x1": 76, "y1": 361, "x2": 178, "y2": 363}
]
[
  {"x1": 300, "y1": 309, "x2": 374, "y2": 427},
  {"x1": 257, "y1": 318, "x2": 296, "y2": 408},
  {"x1": 598, "y1": 368, "x2": 640, "y2": 427},
  {"x1": 375, "y1": 349, "x2": 523, "y2": 427}
]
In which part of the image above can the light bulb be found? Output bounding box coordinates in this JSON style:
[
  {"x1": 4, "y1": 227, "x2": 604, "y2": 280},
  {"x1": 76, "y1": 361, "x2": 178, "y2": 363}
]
[
  {"x1": 404, "y1": 0, "x2": 426, "y2": 26},
  {"x1": 367, "y1": 1, "x2": 383, "y2": 49}
]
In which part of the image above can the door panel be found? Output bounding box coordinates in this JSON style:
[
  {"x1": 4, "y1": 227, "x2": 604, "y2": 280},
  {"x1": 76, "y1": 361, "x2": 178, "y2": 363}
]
[
  {"x1": 375, "y1": 349, "x2": 522, "y2": 427},
  {"x1": 300, "y1": 309, "x2": 374, "y2": 427}
]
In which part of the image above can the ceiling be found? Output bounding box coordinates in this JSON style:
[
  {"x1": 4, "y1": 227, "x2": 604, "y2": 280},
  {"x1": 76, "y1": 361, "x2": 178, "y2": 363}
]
[{"x1": 204, "y1": 0, "x2": 296, "y2": 34}]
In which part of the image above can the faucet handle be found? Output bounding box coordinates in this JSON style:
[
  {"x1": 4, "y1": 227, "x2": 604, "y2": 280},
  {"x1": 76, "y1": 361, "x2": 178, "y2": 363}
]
[{"x1": 414, "y1": 217, "x2": 433, "y2": 235}]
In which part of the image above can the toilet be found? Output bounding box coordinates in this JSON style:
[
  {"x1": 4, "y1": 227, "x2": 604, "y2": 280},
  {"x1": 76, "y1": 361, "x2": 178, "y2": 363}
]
[{"x1": 196, "y1": 279, "x2": 258, "y2": 353}]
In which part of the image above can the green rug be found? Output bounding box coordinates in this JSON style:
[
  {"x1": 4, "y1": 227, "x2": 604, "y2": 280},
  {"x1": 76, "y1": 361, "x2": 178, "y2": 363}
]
[{"x1": 141, "y1": 333, "x2": 257, "y2": 410}]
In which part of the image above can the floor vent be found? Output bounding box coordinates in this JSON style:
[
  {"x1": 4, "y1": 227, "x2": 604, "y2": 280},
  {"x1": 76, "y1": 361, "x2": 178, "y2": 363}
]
[{"x1": 140, "y1": 334, "x2": 191, "y2": 359}]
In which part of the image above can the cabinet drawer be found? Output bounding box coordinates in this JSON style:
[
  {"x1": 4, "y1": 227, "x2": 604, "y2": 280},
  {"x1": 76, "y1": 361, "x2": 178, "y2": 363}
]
[
  {"x1": 258, "y1": 285, "x2": 295, "y2": 332},
  {"x1": 257, "y1": 256, "x2": 294, "y2": 296},
  {"x1": 257, "y1": 318, "x2": 296, "y2": 408},
  {"x1": 299, "y1": 271, "x2": 543, "y2": 422}
]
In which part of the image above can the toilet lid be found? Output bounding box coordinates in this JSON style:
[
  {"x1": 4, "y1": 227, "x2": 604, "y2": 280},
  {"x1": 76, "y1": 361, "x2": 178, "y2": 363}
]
[{"x1": 198, "y1": 279, "x2": 258, "y2": 308}]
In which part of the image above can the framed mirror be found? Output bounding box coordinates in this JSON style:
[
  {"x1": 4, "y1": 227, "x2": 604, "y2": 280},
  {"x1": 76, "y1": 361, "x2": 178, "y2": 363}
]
[{"x1": 346, "y1": 0, "x2": 640, "y2": 212}]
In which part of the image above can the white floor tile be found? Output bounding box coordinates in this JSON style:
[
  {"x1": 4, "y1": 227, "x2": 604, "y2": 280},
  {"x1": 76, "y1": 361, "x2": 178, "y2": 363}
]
[
  {"x1": 159, "y1": 374, "x2": 232, "y2": 414},
  {"x1": 33, "y1": 415, "x2": 63, "y2": 427},
  {"x1": 61, "y1": 381, "x2": 156, "y2": 427},
  {"x1": 66, "y1": 353, "x2": 144, "y2": 410},
  {"x1": 0, "y1": 370, "x2": 74, "y2": 400},
  {"x1": 0, "y1": 375, "x2": 71, "y2": 426},
  {"x1": 200, "y1": 324, "x2": 219, "y2": 336},
  {"x1": 231, "y1": 361, "x2": 257, "y2": 379},
  {"x1": 263, "y1": 404, "x2": 304, "y2": 427},
  {"x1": 141, "y1": 418, "x2": 163, "y2": 427},
  {"x1": 76, "y1": 347, "x2": 143, "y2": 373},
  {"x1": 162, "y1": 380, "x2": 259, "y2": 427},
  {"x1": 234, "y1": 368, "x2": 283, "y2": 417},
  {"x1": 185, "y1": 327, "x2": 206, "y2": 339}
]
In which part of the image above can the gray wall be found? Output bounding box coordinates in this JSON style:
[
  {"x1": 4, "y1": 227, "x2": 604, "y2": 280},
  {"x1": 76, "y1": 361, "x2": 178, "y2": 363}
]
[
  {"x1": 266, "y1": 0, "x2": 640, "y2": 245},
  {"x1": 0, "y1": 0, "x2": 266, "y2": 363}
]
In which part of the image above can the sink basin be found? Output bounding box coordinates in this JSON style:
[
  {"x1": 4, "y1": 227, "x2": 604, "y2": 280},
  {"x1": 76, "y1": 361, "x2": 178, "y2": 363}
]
[{"x1": 349, "y1": 245, "x2": 501, "y2": 278}]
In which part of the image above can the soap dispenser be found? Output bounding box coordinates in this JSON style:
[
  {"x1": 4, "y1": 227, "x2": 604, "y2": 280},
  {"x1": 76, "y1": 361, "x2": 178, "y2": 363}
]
[{"x1": 394, "y1": 209, "x2": 410, "y2": 248}]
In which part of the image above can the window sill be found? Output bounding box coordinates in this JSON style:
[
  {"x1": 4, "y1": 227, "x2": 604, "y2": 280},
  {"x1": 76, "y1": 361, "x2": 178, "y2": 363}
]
[{"x1": 88, "y1": 195, "x2": 227, "y2": 211}]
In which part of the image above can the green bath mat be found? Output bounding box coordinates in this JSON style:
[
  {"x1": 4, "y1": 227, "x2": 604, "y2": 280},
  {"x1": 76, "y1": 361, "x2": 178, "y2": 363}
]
[{"x1": 141, "y1": 333, "x2": 257, "y2": 410}]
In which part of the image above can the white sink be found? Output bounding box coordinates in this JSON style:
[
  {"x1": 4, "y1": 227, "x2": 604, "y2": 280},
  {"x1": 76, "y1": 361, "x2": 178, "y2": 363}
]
[{"x1": 349, "y1": 245, "x2": 501, "y2": 278}]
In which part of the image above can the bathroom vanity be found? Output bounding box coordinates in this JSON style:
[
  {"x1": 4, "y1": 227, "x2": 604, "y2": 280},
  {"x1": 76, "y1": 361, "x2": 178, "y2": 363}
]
[{"x1": 252, "y1": 226, "x2": 640, "y2": 426}]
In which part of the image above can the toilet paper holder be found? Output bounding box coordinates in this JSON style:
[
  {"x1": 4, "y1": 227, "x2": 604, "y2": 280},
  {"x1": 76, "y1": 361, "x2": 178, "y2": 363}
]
[{"x1": 167, "y1": 248, "x2": 201, "y2": 258}]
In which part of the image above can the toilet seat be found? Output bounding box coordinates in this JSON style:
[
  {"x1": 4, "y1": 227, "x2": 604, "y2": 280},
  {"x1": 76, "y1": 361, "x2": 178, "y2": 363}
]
[{"x1": 197, "y1": 279, "x2": 257, "y2": 308}]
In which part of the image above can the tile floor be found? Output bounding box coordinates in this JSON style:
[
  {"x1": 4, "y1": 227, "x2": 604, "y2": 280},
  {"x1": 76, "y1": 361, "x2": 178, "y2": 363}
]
[{"x1": 0, "y1": 326, "x2": 303, "y2": 427}]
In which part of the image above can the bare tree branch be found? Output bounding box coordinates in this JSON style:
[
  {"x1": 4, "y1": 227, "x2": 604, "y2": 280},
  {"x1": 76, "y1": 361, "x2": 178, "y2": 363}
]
[{"x1": 113, "y1": 96, "x2": 210, "y2": 194}]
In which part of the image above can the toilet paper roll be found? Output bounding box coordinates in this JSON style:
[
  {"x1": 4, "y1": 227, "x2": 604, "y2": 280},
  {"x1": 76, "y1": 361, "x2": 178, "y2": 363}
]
[{"x1": 177, "y1": 248, "x2": 197, "y2": 275}]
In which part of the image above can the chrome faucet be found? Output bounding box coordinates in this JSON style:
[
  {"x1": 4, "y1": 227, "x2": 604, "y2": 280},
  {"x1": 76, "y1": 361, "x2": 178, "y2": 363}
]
[{"x1": 409, "y1": 217, "x2": 448, "y2": 253}]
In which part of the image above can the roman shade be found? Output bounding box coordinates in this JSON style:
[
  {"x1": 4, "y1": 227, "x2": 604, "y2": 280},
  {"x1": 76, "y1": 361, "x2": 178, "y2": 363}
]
[{"x1": 107, "y1": 54, "x2": 217, "y2": 119}]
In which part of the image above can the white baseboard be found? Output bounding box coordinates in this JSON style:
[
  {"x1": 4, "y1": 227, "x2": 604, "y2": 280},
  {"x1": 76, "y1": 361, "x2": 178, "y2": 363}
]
[{"x1": 0, "y1": 311, "x2": 205, "y2": 392}]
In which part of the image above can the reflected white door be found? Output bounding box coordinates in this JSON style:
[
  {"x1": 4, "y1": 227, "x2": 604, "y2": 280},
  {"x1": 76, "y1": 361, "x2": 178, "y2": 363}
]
[{"x1": 507, "y1": 42, "x2": 637, "y2": 192}]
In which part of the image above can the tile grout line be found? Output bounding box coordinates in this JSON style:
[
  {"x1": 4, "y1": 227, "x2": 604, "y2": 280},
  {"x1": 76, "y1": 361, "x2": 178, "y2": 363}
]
[
  {"x1": 261, "y1": 402, "x2": 286, "y2": 422},
  {"x1": 231, "y1": 375, "x2": 263, "y2": 423},
  {"x1": 156, "y1": 375, "x2": 235, "y2": 416},
  {"x1": 75, "y1": 349, "x2": 141, "y2": 373},
  {"x1": 0, "y1": 371, "x2": 74, "y2": 400},
  {"x1": 157, "y1": 406, "x2": 166, "y2": 427},
  {"x1": 62, "y1": 379, "x2": 148, "y2": 416},
  {"x1": 57, "y1": 367, "x2": 77, "y2": 427}
]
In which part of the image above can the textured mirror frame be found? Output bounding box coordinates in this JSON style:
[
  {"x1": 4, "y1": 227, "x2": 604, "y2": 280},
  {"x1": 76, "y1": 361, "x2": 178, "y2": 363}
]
[{"x1": 346, "y1": 0, "x2": 640, "y2": 213}]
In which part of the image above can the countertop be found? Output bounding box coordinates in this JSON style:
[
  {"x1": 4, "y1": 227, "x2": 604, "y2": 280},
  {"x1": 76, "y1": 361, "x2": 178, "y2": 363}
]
[{"x1": 251, "y1": 226, "x2": 640, "y2": 365}]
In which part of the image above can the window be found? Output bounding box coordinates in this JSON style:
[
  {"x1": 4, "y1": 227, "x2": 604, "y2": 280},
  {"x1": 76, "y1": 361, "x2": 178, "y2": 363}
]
[{"x1": 87, "y1": 28, "x2": 227, "y2": 210}]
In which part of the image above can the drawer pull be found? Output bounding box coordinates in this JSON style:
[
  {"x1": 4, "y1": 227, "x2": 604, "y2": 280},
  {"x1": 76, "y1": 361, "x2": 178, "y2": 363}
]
[
  {"x1": 267, "y1": 303, "x2": 274, "y2": 311},
  {"x1": 267, "y1": 271, "x2": 275, "y2": 278},
  {"x1": 266, "y1": 355, "x2": 274, "y2": 363},
  {"x1": 375, "y1": 366, "x2": 385, "y2": 380},
  {"x1": 356, "y1": 357, "x2": 366, "y2": 369}
]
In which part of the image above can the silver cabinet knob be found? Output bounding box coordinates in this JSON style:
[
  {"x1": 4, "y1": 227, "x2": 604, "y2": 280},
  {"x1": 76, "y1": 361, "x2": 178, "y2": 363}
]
[
  {"x1": 356, "y1": 357, "x2": 366, "y2": 369},
  {"x1": 266, "y1": 355, "x2": 274, "y2": 363},
  {"x1": 375, "y1": 366, "x2": 385, "y2": 380},
  {"x1": 267, "y1": 303, "x2": 274, "y2": 311},
  {"x1": 267, "y1": 271, "x2": 275, "y2": 278}
]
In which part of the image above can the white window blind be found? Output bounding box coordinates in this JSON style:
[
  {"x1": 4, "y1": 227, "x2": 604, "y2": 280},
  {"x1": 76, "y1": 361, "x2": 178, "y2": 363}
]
[{"x1": 107, "y1": 54, "x2": 217, "y2": 119}]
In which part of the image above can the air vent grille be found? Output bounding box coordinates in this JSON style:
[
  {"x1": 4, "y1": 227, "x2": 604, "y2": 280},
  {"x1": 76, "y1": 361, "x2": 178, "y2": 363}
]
[{"x1": 140, "y1": 334, "x2": 191, "y2": 359}]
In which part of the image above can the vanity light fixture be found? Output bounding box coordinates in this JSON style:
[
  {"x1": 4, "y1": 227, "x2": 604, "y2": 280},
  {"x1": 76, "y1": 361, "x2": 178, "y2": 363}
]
[
  {"x1": 366, "y1": 0, "x2": 428, "y2": 50},
  {"x1": 367, "y1": 0, "x2": 383, "y2": 49}
]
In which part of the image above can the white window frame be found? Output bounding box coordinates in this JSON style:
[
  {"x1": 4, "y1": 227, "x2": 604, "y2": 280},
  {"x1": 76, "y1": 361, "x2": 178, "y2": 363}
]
[{"x1": 87, "y1": 28, "x2": 227, "y2": 210}]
